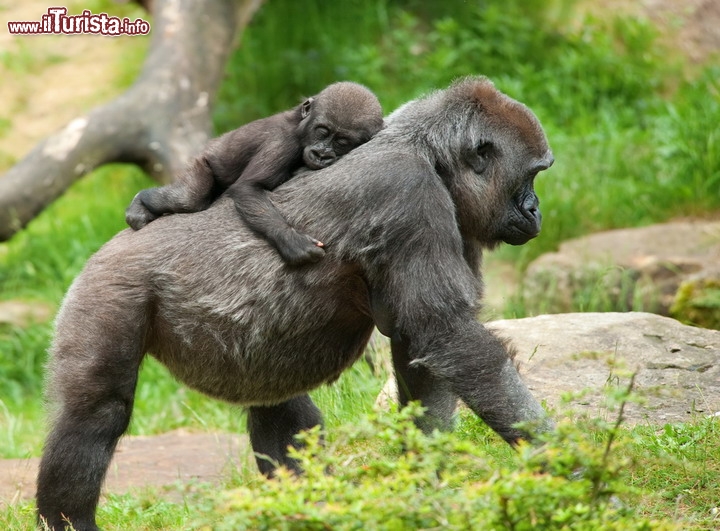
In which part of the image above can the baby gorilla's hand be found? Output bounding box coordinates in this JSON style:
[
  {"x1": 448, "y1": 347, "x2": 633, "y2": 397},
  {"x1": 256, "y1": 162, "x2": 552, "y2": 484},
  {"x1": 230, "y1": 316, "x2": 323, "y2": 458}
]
[
  {"x1": 276, "y1": 229, "x2": 326, "y2": 266},
  {"x1": 125, "y1": 191, "x2": 159, "y2": 230}
]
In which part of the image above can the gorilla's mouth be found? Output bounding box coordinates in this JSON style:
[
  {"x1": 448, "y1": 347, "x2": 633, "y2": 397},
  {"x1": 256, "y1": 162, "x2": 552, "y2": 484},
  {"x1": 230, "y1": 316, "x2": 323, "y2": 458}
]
[
  {"x1": 503, "y1": 226, "x2": 540, "y2": 246},
  {"x1": 303, "y1": 146, "x2": 337, "y2": 170},
  {"x1": 304, "y1": 156, "x2": 332, "y2": 170}
]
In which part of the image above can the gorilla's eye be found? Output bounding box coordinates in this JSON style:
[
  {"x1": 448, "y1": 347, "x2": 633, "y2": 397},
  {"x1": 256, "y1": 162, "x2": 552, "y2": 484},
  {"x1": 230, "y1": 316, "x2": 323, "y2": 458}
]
[
  {"x1": 336, "y1": 136, "x2": 350, "y2": 147},
  {"x1": 476, "y1": 141, "x2": 493, "y2": 159},
  {"x1": 316, "y1": 126, "x2": 330, "y2": 138}
]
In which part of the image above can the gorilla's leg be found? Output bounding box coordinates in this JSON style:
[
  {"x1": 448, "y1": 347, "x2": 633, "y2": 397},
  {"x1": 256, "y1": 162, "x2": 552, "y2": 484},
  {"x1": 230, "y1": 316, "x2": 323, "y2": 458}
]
[
  {"x1": 37, "y1": 288, "x2": 147, "y2": 531},
  {"x1": 36, "y1": 360, "x2": 140, "y2": 531},
  {"x1": 247, "y1": 394, "x2": 324, "y2": 477},
  {"x1": 391, "y1": 335, "x2": 457, "y2": 433}
]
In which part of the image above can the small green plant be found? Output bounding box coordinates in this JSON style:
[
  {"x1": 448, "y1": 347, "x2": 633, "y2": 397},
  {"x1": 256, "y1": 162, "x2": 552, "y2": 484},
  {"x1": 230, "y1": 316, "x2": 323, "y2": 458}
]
[
  {"x1": 671, "y1": 277, "x2": 720, "y2": 330},
  {"x1": 506, "y1": 264, "x2": 661, "y2": 318}
]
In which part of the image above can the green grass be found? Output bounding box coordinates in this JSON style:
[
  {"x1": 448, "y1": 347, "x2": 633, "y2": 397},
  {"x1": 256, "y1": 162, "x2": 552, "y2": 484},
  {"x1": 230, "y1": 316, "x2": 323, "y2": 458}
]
[
  {"x1": 0, "y1": 164, "x2": 153, "y2": 458},
  {"x1": 1, "y1": 0, "x2": 719, "y2": 528},
  {"x1": 128, "y1": 355, "x2": 384, "y2": 438},
  {"x1": 630, "y1": 419, "x2": 720, "y2": 526},
  {"x1": 6, "y1": 407, "x2": 718, "y2": 530}
]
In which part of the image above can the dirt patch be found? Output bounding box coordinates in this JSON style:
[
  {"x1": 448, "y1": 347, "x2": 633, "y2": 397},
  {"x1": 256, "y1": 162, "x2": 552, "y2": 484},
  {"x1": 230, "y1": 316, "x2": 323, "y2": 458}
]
[
  {"x1": 0, "y1": 300, "x2": 54, "y2": 327},
  {"x1": 639, "y1": 0, "x2": 720, "y2": 64},
  {"x1": 0, "y1": 430, "x2": 251, "y2": 505},
  {"x1": 0, "y1": 1, "x2": 148, "y2": 169},
  {"x1": 577, "y1": 0, "x2": 720, "y2": 64}
]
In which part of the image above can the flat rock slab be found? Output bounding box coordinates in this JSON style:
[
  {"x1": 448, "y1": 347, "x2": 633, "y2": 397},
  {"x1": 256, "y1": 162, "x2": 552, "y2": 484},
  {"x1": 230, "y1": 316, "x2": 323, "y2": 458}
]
[
  {"x1": 529, "y1": 220, "x2": 720, "y2": 269},
  {"x1": 0, "y1": 430, "x2": 249, "y2": 505},
  {"x1": 375, "y1": 312, "x2": 720, "y2": 425},
  {"x1": 488, "y1": 312, "x2": 720, "y2": 424}
]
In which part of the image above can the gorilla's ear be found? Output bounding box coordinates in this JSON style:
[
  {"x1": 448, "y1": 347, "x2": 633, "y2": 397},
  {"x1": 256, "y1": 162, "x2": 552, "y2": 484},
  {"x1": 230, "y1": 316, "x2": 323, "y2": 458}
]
[
  {"x1": 465, "y1": 141, "x2": 495, "y2": 174},
  {"x1": 301, "y1": 98, "x2": 315, "y2": 119}
]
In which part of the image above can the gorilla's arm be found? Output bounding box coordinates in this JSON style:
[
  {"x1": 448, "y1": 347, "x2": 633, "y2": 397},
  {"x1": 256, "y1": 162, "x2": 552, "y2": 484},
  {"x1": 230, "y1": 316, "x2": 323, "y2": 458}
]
[
  {"x1": 365, "y1": 173, "x2": 551, "y2": 443},
  {"x1": 385, "y1": 257, "x2": 550, "y2": 442}
]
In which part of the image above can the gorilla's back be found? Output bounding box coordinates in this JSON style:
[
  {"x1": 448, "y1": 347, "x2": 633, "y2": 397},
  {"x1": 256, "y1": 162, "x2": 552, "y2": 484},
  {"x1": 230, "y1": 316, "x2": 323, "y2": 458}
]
[{"x1": 70, "y1": 197, "x2": 374, "y2": 406}]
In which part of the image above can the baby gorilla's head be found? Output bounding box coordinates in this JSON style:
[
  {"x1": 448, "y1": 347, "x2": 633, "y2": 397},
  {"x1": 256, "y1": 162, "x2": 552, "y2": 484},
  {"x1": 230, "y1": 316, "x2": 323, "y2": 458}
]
[{"x1": 298, "y1": 82, "x2": 383, "y2": 170}]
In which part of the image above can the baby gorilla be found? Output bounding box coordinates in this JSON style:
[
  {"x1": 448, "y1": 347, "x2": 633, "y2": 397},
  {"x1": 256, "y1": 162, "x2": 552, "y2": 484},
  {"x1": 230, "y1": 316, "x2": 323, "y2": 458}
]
[{"x1": 125, "y1": 81, "x2": 383, "y2": 265}]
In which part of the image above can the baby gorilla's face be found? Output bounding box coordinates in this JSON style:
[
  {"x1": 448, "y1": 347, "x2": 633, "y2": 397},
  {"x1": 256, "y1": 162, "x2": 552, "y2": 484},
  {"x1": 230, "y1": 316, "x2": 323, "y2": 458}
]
[
  {"x1": 298, "y1": 84, "x2": 383, "y2": 171},
  {"x1": 302, "y1": 124, "x2": 360, "y2": 170}
]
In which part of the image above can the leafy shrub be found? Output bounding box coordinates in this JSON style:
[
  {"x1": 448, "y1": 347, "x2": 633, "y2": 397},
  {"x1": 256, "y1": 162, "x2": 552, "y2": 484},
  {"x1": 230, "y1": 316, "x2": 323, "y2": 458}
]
[{"x1": 200, "y1": 405, "x2": 674, "y2": 530}]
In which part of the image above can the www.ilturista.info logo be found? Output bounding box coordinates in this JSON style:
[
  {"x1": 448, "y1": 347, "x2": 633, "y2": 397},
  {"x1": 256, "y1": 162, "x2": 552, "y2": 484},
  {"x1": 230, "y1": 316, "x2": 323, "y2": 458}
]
[{"x1": 7, "y1": 7, "x2": 150, "y2": 36}]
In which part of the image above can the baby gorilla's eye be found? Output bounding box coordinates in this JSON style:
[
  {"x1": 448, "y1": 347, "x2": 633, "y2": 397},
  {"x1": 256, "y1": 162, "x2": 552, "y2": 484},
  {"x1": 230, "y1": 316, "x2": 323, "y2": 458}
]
[
  {"x1": 335, "y1": 137, "x2": 351, "y2": 147},
  {"x1": 315, "y1": 126, "x2": 330, "y2": 138}
]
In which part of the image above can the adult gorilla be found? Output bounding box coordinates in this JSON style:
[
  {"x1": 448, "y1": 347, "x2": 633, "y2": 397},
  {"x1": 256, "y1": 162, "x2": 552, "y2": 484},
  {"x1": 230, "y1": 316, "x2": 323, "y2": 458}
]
[{"x1": 37, "y1": 76, "x2": 554, "y2": 531}]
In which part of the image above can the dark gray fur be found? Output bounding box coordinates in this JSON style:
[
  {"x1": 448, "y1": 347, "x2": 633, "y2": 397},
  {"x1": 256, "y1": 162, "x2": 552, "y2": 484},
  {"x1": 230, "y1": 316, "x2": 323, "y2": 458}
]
[{"x1": 37, "y1": 76, "x2": 554, "y2": 531}]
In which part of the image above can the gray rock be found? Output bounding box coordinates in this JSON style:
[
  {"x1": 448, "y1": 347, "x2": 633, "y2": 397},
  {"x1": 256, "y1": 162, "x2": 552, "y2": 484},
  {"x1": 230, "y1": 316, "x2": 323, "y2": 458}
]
[
  {"x1": 522, "y1": 220, "x2": 720, "y2": 317},
  {"x1": 377, "y1": 313, "x2": 720, "y2": 425},
  {"x1": 491, "y1": 312, "x2": 720, "y2": 424}
]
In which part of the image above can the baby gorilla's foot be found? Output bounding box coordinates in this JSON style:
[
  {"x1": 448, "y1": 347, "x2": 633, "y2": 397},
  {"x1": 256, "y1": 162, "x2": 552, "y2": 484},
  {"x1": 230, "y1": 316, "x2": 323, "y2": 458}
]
[{"x1": 125, "y1": 192, "x2": 158, "y2": 230}]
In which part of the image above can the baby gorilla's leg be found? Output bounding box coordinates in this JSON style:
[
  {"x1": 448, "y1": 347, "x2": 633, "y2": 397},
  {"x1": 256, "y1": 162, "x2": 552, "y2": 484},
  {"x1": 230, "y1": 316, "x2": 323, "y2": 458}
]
[
  {"x1": 125, "y1": 188, "x2": 163, "y2": 229},
  {"x1": 125, "y1": 158, "x2": 216, "y2": 230}
]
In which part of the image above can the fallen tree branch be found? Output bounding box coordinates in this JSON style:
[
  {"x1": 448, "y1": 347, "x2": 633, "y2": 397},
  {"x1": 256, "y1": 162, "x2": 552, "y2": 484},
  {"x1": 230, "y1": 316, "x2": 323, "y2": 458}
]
[{"x1": 0, "y1": 0, "x2": 263, "y2": 241}]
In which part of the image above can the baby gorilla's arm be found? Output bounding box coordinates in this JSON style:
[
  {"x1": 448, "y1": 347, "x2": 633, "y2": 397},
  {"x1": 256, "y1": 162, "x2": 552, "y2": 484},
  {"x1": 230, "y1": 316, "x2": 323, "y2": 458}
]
[{"x1": 226, "y1": 139, "x2": 325, "y2": 266}]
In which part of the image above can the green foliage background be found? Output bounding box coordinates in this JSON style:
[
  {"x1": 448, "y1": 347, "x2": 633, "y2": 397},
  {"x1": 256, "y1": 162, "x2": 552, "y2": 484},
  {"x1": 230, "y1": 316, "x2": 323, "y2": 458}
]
[{"x1": 217, "y1": 0, "x2": 719, "y2": 270}]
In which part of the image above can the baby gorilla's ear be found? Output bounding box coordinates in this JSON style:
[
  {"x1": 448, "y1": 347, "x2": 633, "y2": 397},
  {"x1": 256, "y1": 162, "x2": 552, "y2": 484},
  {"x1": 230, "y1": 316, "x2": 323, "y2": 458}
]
[{"x1": 301, "y1": 97, "x2": 315, "y2": 119}]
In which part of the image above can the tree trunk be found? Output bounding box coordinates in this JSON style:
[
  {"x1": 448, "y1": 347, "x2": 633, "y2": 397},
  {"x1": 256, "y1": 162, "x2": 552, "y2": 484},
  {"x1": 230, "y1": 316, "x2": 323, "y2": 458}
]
[{"x1": 0, "y1": 0, "x2": 263, "y2": 241}]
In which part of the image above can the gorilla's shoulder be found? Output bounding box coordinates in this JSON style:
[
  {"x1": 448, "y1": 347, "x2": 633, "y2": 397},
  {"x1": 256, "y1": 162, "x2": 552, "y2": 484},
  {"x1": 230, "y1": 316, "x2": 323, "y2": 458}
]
[{"x1": 341, "y1": 147, "x2": 439, "y2": 188}]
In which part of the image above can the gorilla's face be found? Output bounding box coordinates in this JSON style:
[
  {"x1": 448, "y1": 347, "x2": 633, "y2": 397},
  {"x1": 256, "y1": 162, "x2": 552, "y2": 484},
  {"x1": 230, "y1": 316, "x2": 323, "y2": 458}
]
[{"x1": 419, "y1": 78, "x2": 554, "y2": 248}]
